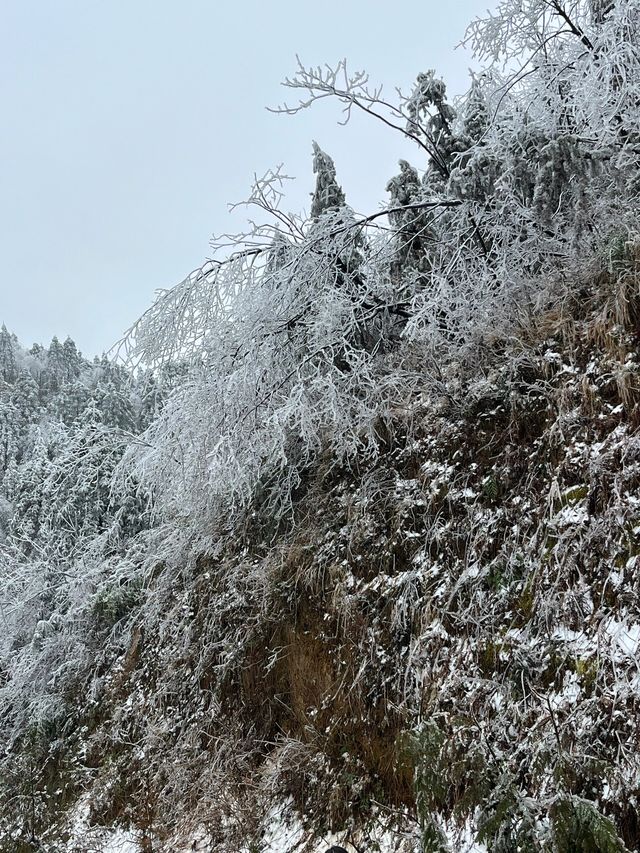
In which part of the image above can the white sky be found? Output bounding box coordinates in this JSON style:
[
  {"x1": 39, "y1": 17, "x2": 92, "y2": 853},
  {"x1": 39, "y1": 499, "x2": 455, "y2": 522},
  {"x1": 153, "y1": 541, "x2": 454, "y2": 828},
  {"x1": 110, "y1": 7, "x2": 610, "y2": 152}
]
[{"x1": 1, "y1": 0, "x2": 490, "y2": 357}]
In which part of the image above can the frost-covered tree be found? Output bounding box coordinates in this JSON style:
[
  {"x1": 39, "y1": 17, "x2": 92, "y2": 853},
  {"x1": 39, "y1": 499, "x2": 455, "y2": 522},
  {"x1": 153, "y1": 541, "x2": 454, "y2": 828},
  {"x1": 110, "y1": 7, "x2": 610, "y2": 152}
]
[
  {"x1": 405, "y1": 70, "x2": 462, "y2": 193},
  {"x1": 61, "y1": 335, "x2": 83, "y2": 382},
  {"x1": 133, "y1": 369, "x2": 162, "y2": 430},
  {"x1": 310, "y1": 141, "x2": 346, "y2": 220},
  {"x1": 0, "y1": 325, "x2": 18, "y2": 384},
  {"x1": 0, "y1": 397, "x2": 20, "y2": 473},
  {"x1": 307, "y1": 143, "x2": 367, "y2": 308},
  {"x1": 590, "y1": 0, "x2": 615, "y2": 24},
  {"x1": 9, "y1": 428, "x2": 53, "y2": 551},
  {"x1": 10, "y1": 369, "x2": 39, "y2": 430},
  {"x1": 95, "y1": 380, "x2": 135, "y2": 431},
  {"x1": 43, "y1": 335, "x2": 66, "y2": 393},
  {"x1": 385, "y1": 159, "x2": 433, "y2": 277},
  {"x1": 54, "y1": 379, "x2": 91, "y2": 424},
  {"x1": 118, "y1": 146, "x2": 409, "y2": 531},
  {"x1": 35, "y1": 402, "x2": 135, "y2": 554},
  {"x1": 117, "y1": 0, "x2": 640, "y2": 538}
]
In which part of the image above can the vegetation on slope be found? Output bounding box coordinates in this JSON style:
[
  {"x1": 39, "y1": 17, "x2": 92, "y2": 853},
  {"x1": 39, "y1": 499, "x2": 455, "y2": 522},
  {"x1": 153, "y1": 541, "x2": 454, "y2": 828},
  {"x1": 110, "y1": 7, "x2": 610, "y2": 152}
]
[
  {"x1": 1, "y1": 1, "x2": 640, "y2": 850},
  {"x1": 52, "y1": 245, "x2": 639, "y2": 852}
]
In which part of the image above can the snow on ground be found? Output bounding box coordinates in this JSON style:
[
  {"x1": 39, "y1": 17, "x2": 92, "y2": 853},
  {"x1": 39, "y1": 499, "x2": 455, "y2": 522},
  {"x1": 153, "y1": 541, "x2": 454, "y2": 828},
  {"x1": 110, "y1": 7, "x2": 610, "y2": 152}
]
[
  {"x1": 63, "y1": 797, "x2": 139, "y2": 852},
  {"x1": 62, "y1": 804, "x2": 491, "y2": 853}
]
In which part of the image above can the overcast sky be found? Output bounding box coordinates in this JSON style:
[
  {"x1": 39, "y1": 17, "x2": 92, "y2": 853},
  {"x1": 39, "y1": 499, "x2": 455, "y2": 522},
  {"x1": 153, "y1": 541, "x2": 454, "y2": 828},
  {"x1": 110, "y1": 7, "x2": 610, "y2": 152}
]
[{"x1": 1, "y1": 0, "x2": 490, "y2": 357}]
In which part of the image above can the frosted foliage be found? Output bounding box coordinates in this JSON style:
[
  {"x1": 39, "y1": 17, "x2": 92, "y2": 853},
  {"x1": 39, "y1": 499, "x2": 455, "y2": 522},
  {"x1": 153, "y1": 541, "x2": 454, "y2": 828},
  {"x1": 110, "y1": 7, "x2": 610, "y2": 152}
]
[
  {"x1": 590, "y1": 0, "x2": 615, "y2": 22},
  {"x1": 386, "y1": 160, "x2": 420, "y2": 210},
  {"x1": 405, "y1": 70, "x2": 456, "y2": 145},
  {"x1": 123, "y1": 199, "x2": 402, "y2": 530},
  {"x1": 120, "y1": 0, "x2": 640, "y2": 538},
  {"x1": 0, "y1": 326, "x2": 17, "y2": 384},
  {"x1": 310, "y1": 141, "x2": 346, "y2": 219}
]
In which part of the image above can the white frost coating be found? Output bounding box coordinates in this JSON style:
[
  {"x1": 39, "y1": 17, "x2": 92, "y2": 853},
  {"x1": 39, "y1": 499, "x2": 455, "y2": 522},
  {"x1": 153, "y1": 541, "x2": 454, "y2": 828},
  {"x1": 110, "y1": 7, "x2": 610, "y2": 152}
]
[
  {"x1": 100, "y1": 833, "x2": 141, "y2": 853},
  {"x1": 64, "y1": 797, "x2": 140, "y2": 852},
  {"x1": 116, "y1": 0, "x2": 640, "y2": 545},
  {"x1": 605, "y1": 619, "x2": 640, "y2": 659}
]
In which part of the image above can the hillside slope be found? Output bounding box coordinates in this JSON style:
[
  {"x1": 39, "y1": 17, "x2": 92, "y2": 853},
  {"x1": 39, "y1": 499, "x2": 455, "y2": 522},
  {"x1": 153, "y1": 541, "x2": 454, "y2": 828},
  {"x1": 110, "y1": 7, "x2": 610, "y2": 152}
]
[
  {"x1": 2, "y1": 1, "x2": 640, "y2": 850},
  {"x1": 15, "y1": 248, "x2": 640, "y2": 852}
]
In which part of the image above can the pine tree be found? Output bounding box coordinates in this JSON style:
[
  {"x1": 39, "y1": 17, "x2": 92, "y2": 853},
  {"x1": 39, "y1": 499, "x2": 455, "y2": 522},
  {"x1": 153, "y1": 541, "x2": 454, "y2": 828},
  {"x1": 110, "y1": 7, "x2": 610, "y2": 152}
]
[
  {"x1": 462, "y1": 76, "x2": 490, "y2": 144},
  {"x1": 310, "y1": 141, "x2": 346, "y2": 220},
  {"x1": 405, "y1": 70, "x2": 462, "y2": 192},
  {"x1": 0, "y1": 326, "x2": 18, "y2": 384},
  {"x1": 10, "y1": 370, "x2": 40, "y2": 436},
  {"x1": 54, "y1": 380, "x2": 90, "y2": 425},
  {"x1": 44, "y1": 337, "x2": 66, "y2": 393},
  {"x1": 308, "y1": 143, "x2": 365, "y2": 297},
  {"x1": 386, "y1": 159, "x2": 433, "y2": 275},
  {"x1": 0, "y1": 397, "x2": 20, "y2": 473},
  {"x1": 9, "y1": 429, "x2": 52, "y2": 550},
  {"x1": 61, "y1": 337, "x2": 82, "y2": 383},
  {"x1": 134, "y1": 370, "x2": 162, "y2": 431},
  {"x1": 95, "y1": 380, "x2": 135, "y2": 431}
]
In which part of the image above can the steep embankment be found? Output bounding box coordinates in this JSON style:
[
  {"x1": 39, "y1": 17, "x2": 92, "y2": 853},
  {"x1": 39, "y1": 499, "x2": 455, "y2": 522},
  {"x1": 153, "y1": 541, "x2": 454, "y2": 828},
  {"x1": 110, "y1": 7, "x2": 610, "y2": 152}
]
[
  {"x1": 4, "y1": 1, "x2": 640, "y2": 848},
  {"x1": 53, "y1": 245, "x2": 640, "y2": 852}
]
